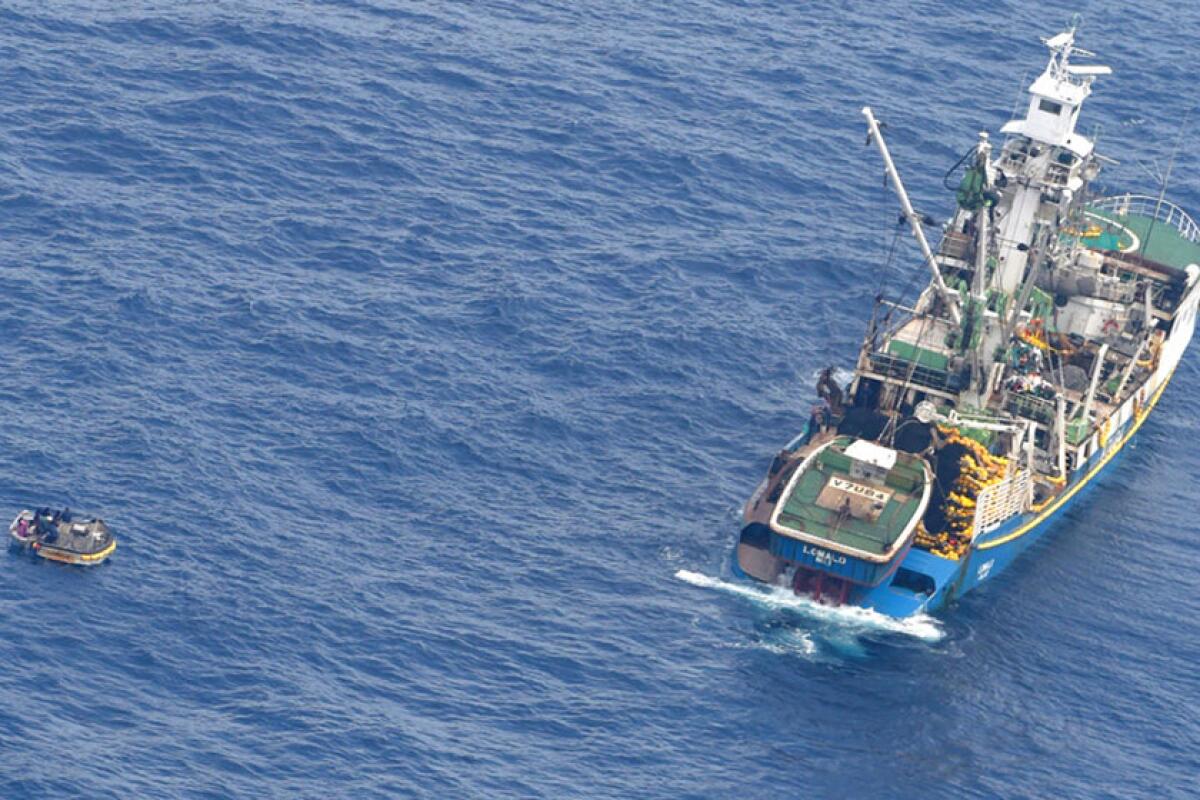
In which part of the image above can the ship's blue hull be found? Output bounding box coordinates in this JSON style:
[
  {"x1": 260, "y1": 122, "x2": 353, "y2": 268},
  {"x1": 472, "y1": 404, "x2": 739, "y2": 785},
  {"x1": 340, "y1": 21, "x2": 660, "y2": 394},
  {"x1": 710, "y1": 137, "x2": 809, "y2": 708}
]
[
  {"x1": 765, "y1": 528, "x2": 910, "y2": 587},
  {"x1": 861, "y1": 430, "x2": 1131, "y2": 618},
  {"x1": 735, "y1": 369, "x2": 1176, "y2": 619},
  {"x1": 868, "y1": 370, "x2": 1172, "y2": 618}
]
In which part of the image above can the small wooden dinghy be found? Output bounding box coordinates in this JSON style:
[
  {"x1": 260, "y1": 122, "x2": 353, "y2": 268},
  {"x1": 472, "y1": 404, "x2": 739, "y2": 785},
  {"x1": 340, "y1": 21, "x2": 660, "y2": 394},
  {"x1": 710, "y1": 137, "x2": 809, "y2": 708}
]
[{"x1": 9, "y1": 508, "x2": 116, "y2": 565}]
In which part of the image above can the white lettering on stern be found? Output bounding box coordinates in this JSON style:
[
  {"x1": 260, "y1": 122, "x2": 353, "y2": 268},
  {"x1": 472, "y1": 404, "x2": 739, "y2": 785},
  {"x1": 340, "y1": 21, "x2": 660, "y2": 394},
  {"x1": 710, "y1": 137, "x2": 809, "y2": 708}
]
[
  {"x1": 829, "y1": 476, "x2": 892, "y2": 504},
  {"x1": 802, "y1": 545, "x2": 847, "y2": 567}
]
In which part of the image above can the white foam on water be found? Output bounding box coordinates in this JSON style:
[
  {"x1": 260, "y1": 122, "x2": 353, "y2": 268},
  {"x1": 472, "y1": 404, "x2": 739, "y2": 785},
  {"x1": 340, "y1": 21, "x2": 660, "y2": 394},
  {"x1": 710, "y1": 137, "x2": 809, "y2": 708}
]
[
  {"x1": 675, "y1": 569, "x2": 944, "y2": 642},
  {"x1": 725, "y1": 630, "x2": 820, "y2": 658},
  {"x1": 759, "y1": 636, "x2": 820, "y2": 658}
]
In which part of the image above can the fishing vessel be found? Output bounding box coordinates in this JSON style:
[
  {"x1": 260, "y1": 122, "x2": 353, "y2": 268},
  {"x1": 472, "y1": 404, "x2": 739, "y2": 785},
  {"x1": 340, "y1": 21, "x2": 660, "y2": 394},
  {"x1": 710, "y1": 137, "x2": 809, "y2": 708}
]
[{"x1": 736, "y1": 24, "x2": 1199, "y2": 618}]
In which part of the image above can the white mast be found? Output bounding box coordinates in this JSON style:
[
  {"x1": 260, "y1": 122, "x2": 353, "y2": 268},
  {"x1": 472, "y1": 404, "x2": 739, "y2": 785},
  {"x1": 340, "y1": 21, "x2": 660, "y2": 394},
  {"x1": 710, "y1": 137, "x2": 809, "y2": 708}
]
[
  {"x1": 863, "y1": 106, "x2": 962, "y2": 325},
  {"x1": 971, "y1": 132, "x2": 993, "y2": 300}
]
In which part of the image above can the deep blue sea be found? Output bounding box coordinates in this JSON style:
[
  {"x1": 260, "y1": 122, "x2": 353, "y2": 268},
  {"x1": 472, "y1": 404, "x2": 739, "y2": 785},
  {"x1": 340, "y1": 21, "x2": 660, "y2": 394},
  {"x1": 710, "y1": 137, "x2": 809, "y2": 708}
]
[{"x1": 1, "y1": 1, "x2": 1198, "y2": 797}]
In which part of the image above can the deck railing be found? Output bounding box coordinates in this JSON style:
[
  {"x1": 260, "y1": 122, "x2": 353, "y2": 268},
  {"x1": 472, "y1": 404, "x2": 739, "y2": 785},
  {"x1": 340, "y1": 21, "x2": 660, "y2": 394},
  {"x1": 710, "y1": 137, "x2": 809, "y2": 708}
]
[
  {"x1": 1090, "y1": 194, "x2": 1200, "y2": 244},
  {"x1": 1004, "y1": 392, "x2": 1056, "y2": 425},
  {"x1": 973, "y1": 469, "x2": 1033, "y2": 535},
  {"x1": 867, "y1": 352, "x2": 960, "y2": 394}
]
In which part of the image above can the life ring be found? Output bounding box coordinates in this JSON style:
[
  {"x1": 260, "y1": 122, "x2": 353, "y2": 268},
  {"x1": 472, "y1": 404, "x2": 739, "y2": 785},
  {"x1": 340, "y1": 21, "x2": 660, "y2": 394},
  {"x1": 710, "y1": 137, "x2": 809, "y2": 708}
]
[{"x1": 1102, "y1": 318, "x2": 1120, "y2": 336}]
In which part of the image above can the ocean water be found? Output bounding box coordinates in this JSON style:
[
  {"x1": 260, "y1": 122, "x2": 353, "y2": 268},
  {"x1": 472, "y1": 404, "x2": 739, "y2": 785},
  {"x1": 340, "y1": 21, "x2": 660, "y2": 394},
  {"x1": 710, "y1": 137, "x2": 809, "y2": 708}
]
[{"x1": 0, "y1": 1, "x2": 1197, "y2": 797}]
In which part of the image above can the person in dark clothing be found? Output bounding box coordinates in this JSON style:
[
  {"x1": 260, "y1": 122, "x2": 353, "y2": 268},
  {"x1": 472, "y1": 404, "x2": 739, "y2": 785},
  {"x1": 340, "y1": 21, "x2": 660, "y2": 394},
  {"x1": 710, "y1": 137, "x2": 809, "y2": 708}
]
[{"x1": 817, "y1": 367, "x2": 845, "y2": 418}]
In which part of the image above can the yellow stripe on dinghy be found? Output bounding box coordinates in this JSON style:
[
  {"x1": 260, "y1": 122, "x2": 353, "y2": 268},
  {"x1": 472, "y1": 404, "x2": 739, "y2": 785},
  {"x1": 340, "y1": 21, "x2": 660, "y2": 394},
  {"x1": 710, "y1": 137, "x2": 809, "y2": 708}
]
[{"x1": 38, "y1": 538, "x2": 117, "y2": 564}]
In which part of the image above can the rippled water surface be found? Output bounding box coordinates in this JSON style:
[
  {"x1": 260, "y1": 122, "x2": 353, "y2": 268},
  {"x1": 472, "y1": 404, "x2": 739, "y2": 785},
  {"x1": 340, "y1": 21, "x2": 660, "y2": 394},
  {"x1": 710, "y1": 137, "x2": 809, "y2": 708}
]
[{"x1": 1, "y1": 1, "x2": 1198, "y2": 797}]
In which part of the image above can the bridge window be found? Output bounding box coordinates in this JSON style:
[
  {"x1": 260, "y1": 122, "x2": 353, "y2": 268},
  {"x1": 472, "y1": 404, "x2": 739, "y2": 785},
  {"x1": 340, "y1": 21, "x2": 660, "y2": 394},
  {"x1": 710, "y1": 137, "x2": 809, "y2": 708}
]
[{"x1": 1039, "y1": 98, "x2": 1064, "y2": 115}]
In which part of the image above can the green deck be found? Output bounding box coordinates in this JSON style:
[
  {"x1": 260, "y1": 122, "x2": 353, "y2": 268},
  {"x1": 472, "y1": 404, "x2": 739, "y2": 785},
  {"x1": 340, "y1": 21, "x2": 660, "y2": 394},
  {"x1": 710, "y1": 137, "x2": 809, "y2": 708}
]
[
  {"x1": 1084, "y1": 208, "x2": 1200, "y2": 271},
  {"x1": 776, "y1": 441, "x2": 923, "y2": 556},
  {"x1": 886, "y1": 339, "x2": 950, "y2": 371}
]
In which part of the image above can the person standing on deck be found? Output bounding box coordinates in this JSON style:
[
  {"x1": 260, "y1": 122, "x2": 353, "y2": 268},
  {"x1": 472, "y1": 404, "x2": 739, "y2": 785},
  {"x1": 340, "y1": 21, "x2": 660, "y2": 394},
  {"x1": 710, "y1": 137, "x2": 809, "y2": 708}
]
[{"x1": 817, "y1": 367, "x2": 845, "y2": 419}]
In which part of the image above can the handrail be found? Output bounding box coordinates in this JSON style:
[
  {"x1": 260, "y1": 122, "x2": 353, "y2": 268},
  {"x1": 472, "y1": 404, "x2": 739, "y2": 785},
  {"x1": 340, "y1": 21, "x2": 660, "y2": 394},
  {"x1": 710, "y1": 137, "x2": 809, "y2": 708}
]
[
  {"x1": 1004, "y1": 391, "x2": 1056, "y2": 424},
  {"x1": 973, "y1": 469, "x2": 1033, "y2": 536},
  {"x1": 1089, "y1": 194, "x2": 1200, "y2": 243},
  {"x1": 867, "y1": 352, "x2": 957, "y2": 393}
]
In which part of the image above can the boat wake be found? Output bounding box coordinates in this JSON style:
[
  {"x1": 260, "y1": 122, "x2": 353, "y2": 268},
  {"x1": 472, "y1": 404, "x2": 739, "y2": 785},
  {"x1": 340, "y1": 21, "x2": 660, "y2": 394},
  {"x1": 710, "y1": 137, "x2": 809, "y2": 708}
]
[{"x1": 675, "y1": 570, "x2": 944, "y2": 650}]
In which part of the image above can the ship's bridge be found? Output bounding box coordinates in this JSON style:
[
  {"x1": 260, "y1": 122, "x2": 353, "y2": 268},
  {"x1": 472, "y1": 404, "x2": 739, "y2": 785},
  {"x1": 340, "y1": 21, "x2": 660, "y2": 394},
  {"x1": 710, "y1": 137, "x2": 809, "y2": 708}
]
[{"x1": 999, "y1": 28, "x2": 1109, "y2": 152}]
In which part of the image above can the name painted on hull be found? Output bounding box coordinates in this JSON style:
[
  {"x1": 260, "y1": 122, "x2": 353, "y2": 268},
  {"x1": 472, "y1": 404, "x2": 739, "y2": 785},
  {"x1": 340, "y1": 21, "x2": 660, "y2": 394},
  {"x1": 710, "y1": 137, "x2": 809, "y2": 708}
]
[
  {"x1": 802, "y1": 545, "x2": 847, "y2": 567},
  {"x1": 829, "y1": 476, "x2": 891, "y2": 504}
]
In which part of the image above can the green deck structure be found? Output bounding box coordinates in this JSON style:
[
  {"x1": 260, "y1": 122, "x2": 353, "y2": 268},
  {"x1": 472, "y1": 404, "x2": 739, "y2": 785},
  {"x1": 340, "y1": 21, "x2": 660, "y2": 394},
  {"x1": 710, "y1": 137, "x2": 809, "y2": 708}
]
[
  {"x1": 1084, "y1": 204, "x2": 1200, "y2": 271},
  {"x1": 775, "y1": 440, "x2": 924, "y2": 556},
  {"x1": 886, "y1": 339, "x2": 950, "y2": 371}
]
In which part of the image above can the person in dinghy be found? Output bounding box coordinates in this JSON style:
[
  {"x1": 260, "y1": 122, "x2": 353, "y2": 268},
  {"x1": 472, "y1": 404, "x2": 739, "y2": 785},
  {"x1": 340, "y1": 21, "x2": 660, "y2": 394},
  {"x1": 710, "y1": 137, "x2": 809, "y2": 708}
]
[{"x1": 9, "y1": 507, "x2": 116, "y2": 565}]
